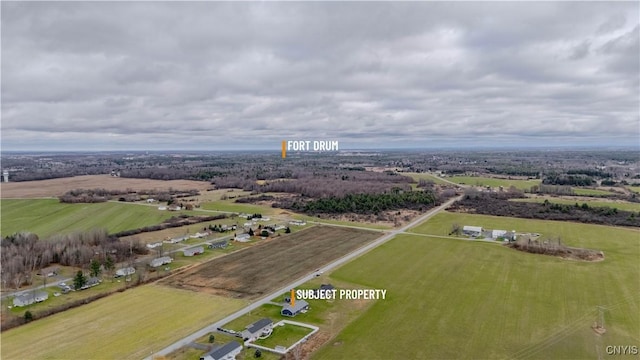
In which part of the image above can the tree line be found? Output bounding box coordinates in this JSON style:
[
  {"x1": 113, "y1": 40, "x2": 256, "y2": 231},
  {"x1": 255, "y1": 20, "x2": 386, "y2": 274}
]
[
  {"x1": 277, "y1": 189, "x2": 439, "y2": 215},
  {"x1": 449, "y1": 192, "x2": 640, "y2": 228}
]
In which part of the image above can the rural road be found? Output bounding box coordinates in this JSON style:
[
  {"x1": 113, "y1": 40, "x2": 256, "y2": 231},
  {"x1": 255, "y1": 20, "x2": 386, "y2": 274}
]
[{"x1": 146, "y1": 195, "x2": 462, "y2": 359}]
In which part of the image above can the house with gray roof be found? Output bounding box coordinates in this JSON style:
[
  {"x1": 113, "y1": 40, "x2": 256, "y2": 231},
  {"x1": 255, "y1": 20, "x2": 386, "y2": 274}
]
[
  {"x1": 208, "y1": 240, "x2": 228, "y2": 249},
  {"x1": 240, "y1": 318, "x2": 273, "y2": 341},
  {"x1": 281, "y1": 299, "x2": 309, "y2": 317},
  {"x1": 150, "y1": 256, "x2": 173, "y2": 268},
  {"x1": 183, "y1": 246, "x2": 204, "y2": 257},
  {"x1": 200, "y1": 341, "x2": 242, "y2": 360},
  {"x1": 13, "y1": 291, "x2": 49, "y2": 307}
]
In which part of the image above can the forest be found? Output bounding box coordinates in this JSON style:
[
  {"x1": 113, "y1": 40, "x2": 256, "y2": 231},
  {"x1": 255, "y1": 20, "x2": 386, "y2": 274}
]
[{"x1": 278, "y1": 189, "x2": 440, "y2": 215}]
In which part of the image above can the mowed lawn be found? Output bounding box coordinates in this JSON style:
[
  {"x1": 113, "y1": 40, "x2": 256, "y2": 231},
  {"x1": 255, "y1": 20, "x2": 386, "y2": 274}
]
[
  {"x1": 511, "y1": 197, "x2": 640, "y2": 212},
  {"x1": 315, "y1": 215, "x2": 639, "y2": 359},
  {"x1": 1, "y1": 284, "x2": 245, "y2": 360},
  {"x1": 447, "y1": 176, "x2": 540, "y2": 190},
  {"x1": 1, "y1": 199, "x2": 195, "y2": 237}
]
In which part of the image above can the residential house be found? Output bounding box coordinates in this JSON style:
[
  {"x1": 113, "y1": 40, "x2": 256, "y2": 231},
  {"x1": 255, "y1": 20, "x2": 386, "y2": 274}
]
[
  {"x1": 235, "y1": 233, "x2": 251, "y2": 242},
  {"x1": 462, "y1": 225, "x2": 483, "y2": 237},
  {"x1": 38, "y1": 266, "x2": 59, "y2": 277},
  {"x1": 200, "y1": 341, "x2": 242, "y2": 360},
  {"x1": 281, "y1": 299, "x2": 309, "y2": 317},
  {"x1": 115, "y1": 267, "x2": 136, "y2": 278},
  {"x1": 240, "y1": 318, "x2": 273, "y2": 341},
  {"x1": 13, "y1": 291, "x2": 49, "y2": 307},
  {"x1": 147, "y1": 242, "x2": 163, "y2": 249},
  {"x1": 183, "y1": 246, "x2": 204, "y2": 257},
  {"x1": 150, "y1": 256, "x2": 173, "y2": 268},
  {"x1": 208, "y1": 240, "x2": 228, "y2": 249},
  {"x1": 81, "y1": 277, "x2": 101, "y2": 290},
  {"x1": 289, "y1": 220, "x2": 306, "y2": 226}
]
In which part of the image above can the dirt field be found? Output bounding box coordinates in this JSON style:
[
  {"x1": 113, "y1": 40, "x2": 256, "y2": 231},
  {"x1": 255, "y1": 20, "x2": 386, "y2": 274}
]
[
  {"x1": 160, "y1": 226, "x2": 379, "y2": 299},
  {"x1": 0, "y1": 175, "x2": 212, "y2": 198}
]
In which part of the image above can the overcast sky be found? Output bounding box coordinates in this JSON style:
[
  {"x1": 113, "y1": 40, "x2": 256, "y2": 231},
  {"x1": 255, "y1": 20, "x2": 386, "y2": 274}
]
[{"x1": 2, "y1": 1, "x2": 638, "y2": 151}]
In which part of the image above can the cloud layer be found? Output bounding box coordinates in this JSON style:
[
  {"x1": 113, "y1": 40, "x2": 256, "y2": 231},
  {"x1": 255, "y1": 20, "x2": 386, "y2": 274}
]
[{"x1": 2, "y1": 2, "x2": 638, "y2": 150}]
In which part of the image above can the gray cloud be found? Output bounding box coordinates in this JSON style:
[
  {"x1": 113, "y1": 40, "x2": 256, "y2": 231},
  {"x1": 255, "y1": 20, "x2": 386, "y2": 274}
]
[{"x1": 1, "y1": 1, "x2": 638, "y2": 151}]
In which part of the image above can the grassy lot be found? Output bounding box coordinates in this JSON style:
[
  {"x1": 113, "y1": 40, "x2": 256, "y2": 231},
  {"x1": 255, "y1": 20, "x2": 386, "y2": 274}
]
[
  {"x1": 315, "y1": 218, "x2": 639, "y2": 359},
  {"x1": 627, "y1": 186, "x2": 640, "y2": 194},
  {"x1": 200, "y1": 200, "x2": 279, "y2": 215},
  {"x1": 511, "y1": 197, "x2": 640, "y2": 212},
  {"x1": 447, "y1": 176, "x2": 540, "y2": 191},
  {"x1": 291, "y1": 214, "x2": 391, "y2": 230},
  {"x1": 1, "y1": 284, "x2": 245, "y2": 360},
  {"x1": 253, "y1": 323, "x2": 313, "y2": 349},
  {"x1": 573, "y1": 188, "x2": 614, "y2": 196},
  {"x1": 0, "y1": 199, "x2": 198, "y2": 238}
]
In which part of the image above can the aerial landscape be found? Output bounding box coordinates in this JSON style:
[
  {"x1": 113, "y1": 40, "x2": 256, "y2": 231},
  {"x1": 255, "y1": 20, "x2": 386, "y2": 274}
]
[{"x1": 1, "y1": 2, "x2": 638, "y2": 360}]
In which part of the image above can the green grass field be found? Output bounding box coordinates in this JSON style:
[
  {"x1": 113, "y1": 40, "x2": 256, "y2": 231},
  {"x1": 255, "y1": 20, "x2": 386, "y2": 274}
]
[
  {"x1": 253, "y1": 323, "x2": 313, "y2": 349},
  {"x1": 292, "y1": 214, "x2": 391, "y2": 230},
  {"x1": 511, "y1": 197, "x2": 640, "y2": 212},
  {"x1": 314, "y1": 214, "x2": 639, "y2": 359},
  {"x1": 200, "y1": 200, "x2": 279, "y2": 215},
  {"x1": 627, "y1": 186, "x2": 640, "y2": 194},
  {"x1": 573, "y1": 188, "x2": 614, "y2": 196},
  {"x1": 0, "y1": 199, "x2": 198, "y2": 238},
  {"x1": 1, "y1": 284, "x2": 245, "y2": 360},
  {"x1": 447, "y1": 176, "x2": 540, "y2": 191}
]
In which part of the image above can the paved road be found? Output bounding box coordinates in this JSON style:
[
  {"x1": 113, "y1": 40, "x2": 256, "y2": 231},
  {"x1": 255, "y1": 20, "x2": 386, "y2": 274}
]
[{"x1": 146, "y1": 195, "x2": 462, "y2": 359}]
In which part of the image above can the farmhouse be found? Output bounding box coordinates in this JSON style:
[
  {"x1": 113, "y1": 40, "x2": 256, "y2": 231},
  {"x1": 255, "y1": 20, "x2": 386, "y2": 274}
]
[
  {"x1": 183, "y1": 246, "x2": 204, "y2": 257},
  {"x1": 13, "y1": 291, "x2": 49, "y2": 307},
  {"x1": 115, "y1": 267, "x2": 136, "y2": 278},
  {"x1": 208, "y1": 240, "x2": 228, "y2": 249},
  {"x1": 150, "y1": 256, "x2": 173, "y2": 268},
  {"x1": 462, "y1": 225, "x2": 483, "y2": 237},
  {"x1": 235, "y1": 233, "x2": 251, "y2": 242},
  {"x1": 38, "y1": 266, "x2": 59, "y2": 277},
  {"x1": 241, "y1": 318, "x2": 273, "y2": 341},
  {"x1": 200, "y1": 341, "x2": 242, "y2": 360},
  {"x1": 281, "y1": 299, "x2": 309, "y2": 317},
  {"x1": 81, "y1": 277, "x2": 101, "y2": 290}
]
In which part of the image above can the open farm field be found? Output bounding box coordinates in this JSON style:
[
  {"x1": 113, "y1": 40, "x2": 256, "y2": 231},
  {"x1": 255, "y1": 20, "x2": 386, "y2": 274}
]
[
  {"x1": 314, "y1": 221, "x2": 639, "y2": 359},
  {"x1": 447, "y1": 175, "x2": 540, "y2": 190},
  {"x1": 573, "y1": 188, "x2": 614, "y2": 196},
  {"x1": 1, "y1": 199, "x2": 197, "y2": 238},
  {"x1": 200, "y1": 200, "x2": 279, "y2": 215},
  {"x1": 511, "y1": 197, "x2": 640, "y2": 212},
  {"x1": 1, "y1": 284, "x2": 245, "y2": 360},
  {"x1": 0, "y1": 174, "x2": 211, "y2": 198},
  {"x1": 160, "y1": 226, "x2": 379, "y2": 299}
]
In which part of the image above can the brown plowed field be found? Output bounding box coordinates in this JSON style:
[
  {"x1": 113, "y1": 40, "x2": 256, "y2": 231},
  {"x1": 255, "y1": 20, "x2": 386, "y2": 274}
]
[
  {"x1": 160, "y1": 226, "x2": 379, "y2": 299},
  {"x1": 0, "y1": 175, "x2": 211, "y2": 198}
]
